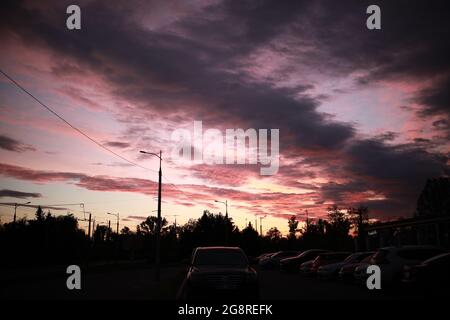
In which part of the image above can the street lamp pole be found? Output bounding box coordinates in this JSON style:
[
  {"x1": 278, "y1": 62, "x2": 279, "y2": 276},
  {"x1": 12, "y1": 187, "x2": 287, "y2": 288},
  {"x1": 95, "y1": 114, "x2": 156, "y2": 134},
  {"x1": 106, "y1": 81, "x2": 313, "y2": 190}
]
[
  {"x1": 107, "y1": 212, "x2": 120, "y2": 234},
  {"x1": 214, "y1": 199, "x2": 229, "y2": 244},
  {"x1": 214, "y1": 200, "x2": 228, "y2": 216},
  {"x1": 140, "y1": 150, "x2": 162, "y2": 281},
  {"x1": 13, "y1": 201, "x2": 30, "y2": 223}
]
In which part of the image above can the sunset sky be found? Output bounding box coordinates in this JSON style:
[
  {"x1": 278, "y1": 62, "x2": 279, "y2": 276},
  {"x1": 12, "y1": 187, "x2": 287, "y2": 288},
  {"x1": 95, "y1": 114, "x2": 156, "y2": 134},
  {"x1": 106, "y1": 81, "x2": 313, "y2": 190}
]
[{"x1": 0, "y1": 0, "x2": 449, "y2": 235}]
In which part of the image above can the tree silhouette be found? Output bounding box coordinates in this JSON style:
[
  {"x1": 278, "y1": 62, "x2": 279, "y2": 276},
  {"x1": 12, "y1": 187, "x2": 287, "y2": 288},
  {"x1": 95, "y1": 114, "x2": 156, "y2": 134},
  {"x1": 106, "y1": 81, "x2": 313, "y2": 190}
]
[
  {"x1": 35, "y1": 206, "x2": 44, "y2": 222},
  {"x1": 266, "y1": 227, "x2": 282, "y2": 240},
  {"x1": 138, "y1": 216, "x2": 168, "y2": 235},
  {"x1": 416, "y1": 177, "x2": 450, "y2": 217},
  {"x1": 348, "y1": 206, "x2": 369, "y2": 251},
  {"x1": 287, "y1": 215, "x2": 299, "y2": 239}
]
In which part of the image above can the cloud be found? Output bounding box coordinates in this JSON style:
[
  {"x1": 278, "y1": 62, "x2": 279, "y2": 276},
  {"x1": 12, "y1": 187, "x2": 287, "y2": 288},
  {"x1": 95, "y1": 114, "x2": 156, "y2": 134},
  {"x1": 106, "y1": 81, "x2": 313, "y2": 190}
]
[
  {"x1": 103, "y1": 141, "x2": 131, "y2": 149},
  {"x1": 0, "y1": 134, "x2": 35, "y2": 152},
  {"x1": 0, "y1": 189, "x2": 42, "y2": 199}
]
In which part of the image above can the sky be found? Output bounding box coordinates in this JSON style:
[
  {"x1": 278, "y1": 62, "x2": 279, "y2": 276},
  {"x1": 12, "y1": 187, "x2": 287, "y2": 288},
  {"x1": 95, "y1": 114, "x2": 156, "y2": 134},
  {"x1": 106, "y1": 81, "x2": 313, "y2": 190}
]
[{"x1": 0, "y1": 0, "x2": 449, "y2": 235}]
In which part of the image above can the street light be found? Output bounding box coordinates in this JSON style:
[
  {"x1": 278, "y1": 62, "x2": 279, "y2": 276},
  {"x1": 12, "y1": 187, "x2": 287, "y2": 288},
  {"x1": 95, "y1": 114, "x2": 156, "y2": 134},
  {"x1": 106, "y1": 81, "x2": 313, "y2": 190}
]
[
  {"x1": 13, "y1": 201, "x2": 31, "y2": 223},
  {"x1": 140, "y1": 150, "x2": 162, "y2": 281},
  {"x1": 107, "y1": 212, "x2": 120, "y2": 234},
  {"x1": 214, "y1": 199, "x2": 229, "y2": 244},
  {"x1": 214, "y1": 199, "x2": 228, "y2": 216}
]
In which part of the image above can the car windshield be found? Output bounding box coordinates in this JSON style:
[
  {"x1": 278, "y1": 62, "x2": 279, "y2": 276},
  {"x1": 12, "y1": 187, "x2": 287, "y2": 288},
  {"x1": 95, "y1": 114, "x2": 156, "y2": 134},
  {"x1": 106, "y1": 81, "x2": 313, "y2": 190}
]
[{"x1": 194, "y1": 249, "x2": 248, "y2": 267}]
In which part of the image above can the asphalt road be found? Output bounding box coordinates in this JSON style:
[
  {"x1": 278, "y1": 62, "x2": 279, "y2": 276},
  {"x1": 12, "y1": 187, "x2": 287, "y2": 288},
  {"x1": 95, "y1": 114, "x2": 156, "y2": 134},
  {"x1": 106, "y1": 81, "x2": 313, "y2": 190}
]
[
  {"x1": 1, "y1": 264, "x2": 423, "y2": 300},
  {"x1": 258, "y1": 269, "x2": 421, "y2": 300}
]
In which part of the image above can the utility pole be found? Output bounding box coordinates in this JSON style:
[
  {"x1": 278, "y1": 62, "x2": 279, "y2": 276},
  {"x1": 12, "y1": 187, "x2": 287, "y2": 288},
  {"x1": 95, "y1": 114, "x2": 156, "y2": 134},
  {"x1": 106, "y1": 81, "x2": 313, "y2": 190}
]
[
  {"x1": 140, "y1": 150, "x2": 163, "y2": 281},
  {"x1": 214, "y1": 199, "x2": 229, "y2": 244},
  {"x1": 88, "y1": 213, "x2": 92, "y2": 239},
  {"x1": 13, "y1": 201, "x2": 31, "y2": 223},
  {"x1": 259, "y1": 216, "x2": 266, "y2": 236},
  {"x1": 107, "y1": 212, "x2": 120, "y2": 235},
  {"x1": 108, "y1": 220, "x2": 111, "y2": 240}
]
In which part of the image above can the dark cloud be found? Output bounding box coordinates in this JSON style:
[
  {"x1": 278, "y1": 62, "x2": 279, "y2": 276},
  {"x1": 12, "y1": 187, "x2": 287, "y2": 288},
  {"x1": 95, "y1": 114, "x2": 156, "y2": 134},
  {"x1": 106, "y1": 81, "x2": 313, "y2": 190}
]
[
  {"x1": 103, "y1": 141, "x2": 131, "y2": 149},
  {"x1": 0, "y1": 189, "x2": 42, "y2": 199},
  {"x1": 0, "y1": 0, "x2": 355, "y2": 151},
  {"x1": 0, "y1": 134, "x2": 35, "y2": 152},
  {"x1": 416, "y1": 77, "x2": 450, "y2": 118}
]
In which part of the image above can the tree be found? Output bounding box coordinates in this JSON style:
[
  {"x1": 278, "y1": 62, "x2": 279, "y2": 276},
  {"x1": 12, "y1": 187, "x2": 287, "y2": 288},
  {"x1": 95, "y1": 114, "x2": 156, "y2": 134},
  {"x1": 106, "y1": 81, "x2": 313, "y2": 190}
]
[
  {"x1": 416, "y1": 177, "x2": 450, "y2": 217},
  {"x1": 138, "y1": 216, "x2": 168, "y2": 236},
  {"x1": 287, "y1": 215, "x2": 299, "y2": 239},
  {"x1": 120, "y1": 226, "x2": 131, "y2": 235},
  {"x1": 348, "y1": 206, "x2": 369, "y2": 251},
  {"x1": 240, "y1": 223, "x2": 260, "y2": 256},
  {"x1": 35, "y1": 206, "x2": 45, "y2": 222},
  {"x1": 266, "y1": 227, "x2": 282, "y2": 241},
  {"x1": 326, "y1": 205, "x2": 352, "y2": 250}
]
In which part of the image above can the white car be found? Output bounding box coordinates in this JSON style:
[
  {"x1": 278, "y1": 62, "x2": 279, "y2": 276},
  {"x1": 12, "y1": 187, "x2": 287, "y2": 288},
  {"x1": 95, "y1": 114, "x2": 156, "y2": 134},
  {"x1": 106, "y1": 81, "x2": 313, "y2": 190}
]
[{"x1": 353, "y1": 245, "x2": 446, "y2": 286}]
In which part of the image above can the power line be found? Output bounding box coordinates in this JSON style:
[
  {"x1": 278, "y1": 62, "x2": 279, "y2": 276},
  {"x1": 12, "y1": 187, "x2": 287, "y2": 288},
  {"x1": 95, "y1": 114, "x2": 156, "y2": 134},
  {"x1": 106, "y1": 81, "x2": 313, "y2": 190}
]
[{"x1": 0, "y1": 69, "x2": 157, "y2": 174}]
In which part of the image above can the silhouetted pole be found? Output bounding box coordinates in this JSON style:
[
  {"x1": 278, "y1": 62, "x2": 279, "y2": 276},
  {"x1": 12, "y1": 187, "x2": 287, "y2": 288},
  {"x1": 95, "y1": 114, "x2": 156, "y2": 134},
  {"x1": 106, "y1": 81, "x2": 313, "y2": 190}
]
[
  {"x1": 140, "y1": 150, "x2": 163, "y2": 281},
  {"x1": 13, "y1": 204, "x2": 17, "y2": 223},
  {"x1": 88, "y1": 213, "x2": 92, "y2": 239},
  {"x1": 259, "y1": 216, "x2": 264, "y2": 236},
  {"x1": 107, "y1": 212, "x2": 120, "y2": 235},
  {"x1": 13, "y1": 201, "x2": 30, "y2": 223},
  {"x1": 214, "y1": 199, "x2": 229, "y2": 244},
  {"x1": 108, "y1": 220, "x2": 111, "y2": 240},
  {"x1": 156, "y1": 150, "x2": 162, "y2": 281}
]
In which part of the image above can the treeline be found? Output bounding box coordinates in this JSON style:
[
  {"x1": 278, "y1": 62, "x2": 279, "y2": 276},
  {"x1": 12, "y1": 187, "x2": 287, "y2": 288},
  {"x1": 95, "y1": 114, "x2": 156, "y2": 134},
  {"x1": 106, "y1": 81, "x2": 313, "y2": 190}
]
[{"x1": 0, "y1": 205, "x2": 369, "y2": 267}]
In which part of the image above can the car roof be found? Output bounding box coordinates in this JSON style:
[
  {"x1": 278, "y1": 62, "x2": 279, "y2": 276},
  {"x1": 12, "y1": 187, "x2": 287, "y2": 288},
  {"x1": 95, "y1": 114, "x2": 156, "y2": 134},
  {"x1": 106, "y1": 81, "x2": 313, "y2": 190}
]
[
  {"x1": 379, "y1": 245, "x2": 444, "y2": 251},
  {"x1": 422, "y1": 252, "x2": 450, "y2": 265},
  {"x1": 195, "y1": 246, "x2": 242, "y2": 251}
]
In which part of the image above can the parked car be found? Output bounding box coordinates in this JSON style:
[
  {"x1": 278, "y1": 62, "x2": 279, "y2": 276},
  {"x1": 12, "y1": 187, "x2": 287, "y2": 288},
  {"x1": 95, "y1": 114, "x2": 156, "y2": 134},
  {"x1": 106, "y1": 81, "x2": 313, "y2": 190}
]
[
  {"x1": 353, "y1": 245, "x2": 447, "y2": 286},
  {"x1": 402, "y1": 252, "x2": 450, "y2": 293},
  {"x1": 280, "y1": 249, "x2": 330, "y2": 272},
  {"x1": 299, "y1": 260, "x2": 315, "y2": 274},
  {"x1": 259, "y1": 251, "x2": 299, "y2": 269},
  {"x1": 318, "y1": 251, "x2": 374, "y2": 280},
  {"x1": 251, "y1": 252, "x2": 274, "y2": 264},
  {"x1": 181, "y1": 246, "x2": 259, "y2": 300},
  {"x1": 339, "y1": 254, "x2": 374, "y2": 281},
  {"x1": 310, "y1": 252, "x2": 352, "y2": 275}
]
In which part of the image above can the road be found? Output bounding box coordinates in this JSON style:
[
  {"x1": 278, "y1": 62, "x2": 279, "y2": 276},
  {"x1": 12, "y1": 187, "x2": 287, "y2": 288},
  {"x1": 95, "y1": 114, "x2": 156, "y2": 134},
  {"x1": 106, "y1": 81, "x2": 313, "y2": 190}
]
[
  {"x1": 258, "y1": 269, "x2": 421, "y2": 300},
  {"x1": 1, "y1": 263, "x2": 423, "y2": 300}
]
